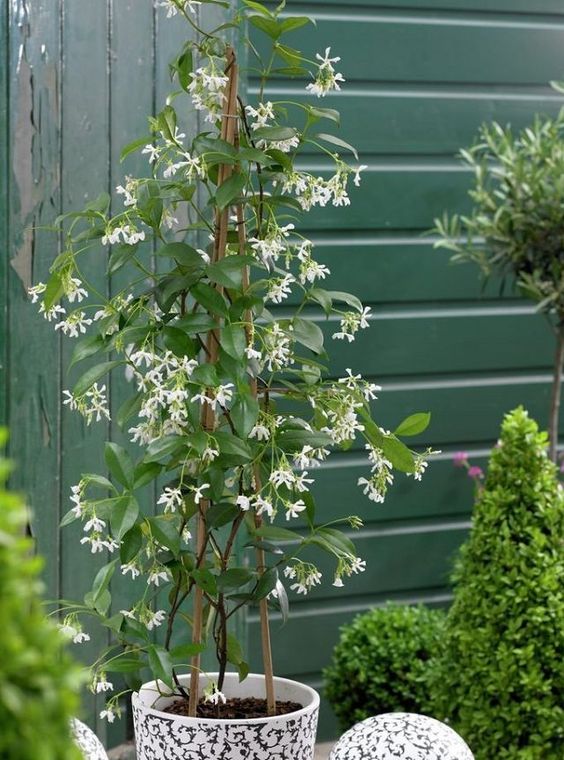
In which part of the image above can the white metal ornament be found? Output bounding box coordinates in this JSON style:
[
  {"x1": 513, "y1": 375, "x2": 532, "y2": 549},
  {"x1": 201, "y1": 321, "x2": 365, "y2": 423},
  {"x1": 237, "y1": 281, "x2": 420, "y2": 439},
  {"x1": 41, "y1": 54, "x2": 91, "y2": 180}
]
[{"x1": 330, "y1": 713, "x2": 474, "y2": 760}]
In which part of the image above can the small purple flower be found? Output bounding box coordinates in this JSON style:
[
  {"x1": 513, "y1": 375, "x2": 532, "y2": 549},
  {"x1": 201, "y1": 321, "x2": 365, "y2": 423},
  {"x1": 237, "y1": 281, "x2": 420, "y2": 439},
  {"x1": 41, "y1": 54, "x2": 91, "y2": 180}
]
[
  {"x1": 453, "y1": 451, "x2": 469, "y2": 467},
  {"x1": 468, "y1": 465, "x2": 484, "y2": 480}
]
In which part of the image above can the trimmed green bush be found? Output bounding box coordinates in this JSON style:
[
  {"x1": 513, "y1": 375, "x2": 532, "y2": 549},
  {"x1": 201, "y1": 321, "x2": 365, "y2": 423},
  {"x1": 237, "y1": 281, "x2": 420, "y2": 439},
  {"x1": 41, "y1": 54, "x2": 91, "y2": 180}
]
[
  {"x1": 430, "y1": 408, "x2": 564, "y2": 759},
  {"x1": 0, "y1": 429, "x2": 82, "y2": 760},
  {"x1": 323, "y1": 603, "x2": 445, "y2": 731}
]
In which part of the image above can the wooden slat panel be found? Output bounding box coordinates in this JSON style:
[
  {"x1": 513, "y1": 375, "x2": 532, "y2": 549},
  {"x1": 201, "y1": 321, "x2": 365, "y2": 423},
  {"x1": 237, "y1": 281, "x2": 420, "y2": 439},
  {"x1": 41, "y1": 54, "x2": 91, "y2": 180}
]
[
  {"x1": 298, "y1": 166, "x2": 472, "y2": 230},
  {"x1": 249, "y1": 596, "x2": 449, "y2": 678},
  {"x1": 272, "y1": 310, "x2": 553, "y2": 377},
  {"x1": 256, "y1": 14, "x2": 564, "y2": 86},
  {"x1": 0, "y1": 2, "x2": 8, "y2": 425},
  {"x1": 308, "y1": 454, "x2": 481, "y2": 525},
  {"x1": 263, "y1": 90, "x2": 564, "y2": 156},
  {"x1": 286, "y1": 0, "x2": 564, "y2": 13},
  {"x1": 286, "y1": 239, "x2": 511, "y2": 304},
  {"x1": 107, "y1": 0, "x2": 157, "y2": 745},
  {"x1": 7, "y1": 0, "x2": 63, "y2": 600},
  {"x1": 60, "y1": 0, "x2": 110, "y2": 739}
]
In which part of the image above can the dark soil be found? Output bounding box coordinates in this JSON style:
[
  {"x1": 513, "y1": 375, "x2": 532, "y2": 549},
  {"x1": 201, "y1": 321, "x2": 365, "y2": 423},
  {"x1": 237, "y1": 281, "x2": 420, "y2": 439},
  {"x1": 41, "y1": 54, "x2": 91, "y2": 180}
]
[{"x1": 165, "y1": 696, "x2": 303, "y2": 720}]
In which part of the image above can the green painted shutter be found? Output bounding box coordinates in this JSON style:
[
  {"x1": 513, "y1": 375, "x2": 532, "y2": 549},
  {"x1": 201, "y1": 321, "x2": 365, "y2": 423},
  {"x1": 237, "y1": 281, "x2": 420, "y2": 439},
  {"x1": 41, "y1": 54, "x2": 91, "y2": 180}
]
[{"x1": 247, "y1": 0, "x2": 564, "y2": 739}]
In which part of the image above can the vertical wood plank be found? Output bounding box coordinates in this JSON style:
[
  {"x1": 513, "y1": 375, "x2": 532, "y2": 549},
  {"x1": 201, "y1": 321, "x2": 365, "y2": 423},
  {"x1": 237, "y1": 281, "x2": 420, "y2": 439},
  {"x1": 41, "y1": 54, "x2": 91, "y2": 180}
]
[
  {"x1": 0, "y1": 0, "x2": 8, "y2": 425},
  {"x1": 59, "y1": 0, "x2": 110, "y2": 739},
  {"x1": 107, "y1": 0, "x2": 156, "y2": 745},
  {"x1": 7, "y1": 0, "x2": 63, "y2": 600}
]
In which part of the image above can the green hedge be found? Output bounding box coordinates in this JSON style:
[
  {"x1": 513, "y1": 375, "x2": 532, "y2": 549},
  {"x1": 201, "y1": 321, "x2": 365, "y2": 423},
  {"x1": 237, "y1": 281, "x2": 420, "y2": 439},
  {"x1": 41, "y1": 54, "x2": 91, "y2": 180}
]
[
  {"x1": 430, "y1": 408, "x2": 564, "y2": 759},
  {"x1": 323, "y1": 603, "x2": 445, "y2": 732},
  {"x1": 0, "y1": 429, "x2": 82, "y2": 760}
]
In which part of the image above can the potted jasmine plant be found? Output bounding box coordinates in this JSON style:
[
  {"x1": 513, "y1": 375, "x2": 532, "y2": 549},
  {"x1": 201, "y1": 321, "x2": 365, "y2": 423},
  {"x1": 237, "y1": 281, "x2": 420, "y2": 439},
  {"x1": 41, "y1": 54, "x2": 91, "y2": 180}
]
[{"x1": 29, "y1": 1, "x2": 431, "y2": 757}]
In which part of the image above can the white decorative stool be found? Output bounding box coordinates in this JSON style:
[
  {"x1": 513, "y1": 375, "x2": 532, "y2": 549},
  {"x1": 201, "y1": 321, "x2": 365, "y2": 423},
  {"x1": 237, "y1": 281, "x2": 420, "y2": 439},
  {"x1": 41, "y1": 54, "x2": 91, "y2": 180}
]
[
  {"x1": 71, "y1": 718, "x2": 109, "y2": 760},
  {"x1": 329, "y1": 713, "x2": 474, "y2": 760}
]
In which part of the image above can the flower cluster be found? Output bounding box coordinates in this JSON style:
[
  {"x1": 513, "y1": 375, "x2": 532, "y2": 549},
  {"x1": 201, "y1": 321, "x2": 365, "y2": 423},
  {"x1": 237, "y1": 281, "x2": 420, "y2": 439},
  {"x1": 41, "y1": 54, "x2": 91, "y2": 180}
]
[
  {"x1": 63, "y1": 383, "x2": 110, "y2": 425},
  {"x1": 306, "y1": 48, "x2": 345, "y2": 98},
  {"x1": 188, "y1": 60, "x2": 229, "y2": 123}
]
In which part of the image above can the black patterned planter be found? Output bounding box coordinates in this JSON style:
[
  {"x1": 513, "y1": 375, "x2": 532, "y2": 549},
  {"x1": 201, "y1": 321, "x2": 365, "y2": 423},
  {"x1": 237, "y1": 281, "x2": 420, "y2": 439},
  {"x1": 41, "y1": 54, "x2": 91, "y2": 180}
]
[{"x1": 132, "y1": 673, "x2": 320, "y2": 760}]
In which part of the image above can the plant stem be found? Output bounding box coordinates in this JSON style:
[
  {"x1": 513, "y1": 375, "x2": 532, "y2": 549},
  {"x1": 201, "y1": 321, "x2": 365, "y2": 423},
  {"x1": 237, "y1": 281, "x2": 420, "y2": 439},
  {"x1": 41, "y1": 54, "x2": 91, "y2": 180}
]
[{"x1": 549, "y1": 322, "x2": 564, "y2": 462}]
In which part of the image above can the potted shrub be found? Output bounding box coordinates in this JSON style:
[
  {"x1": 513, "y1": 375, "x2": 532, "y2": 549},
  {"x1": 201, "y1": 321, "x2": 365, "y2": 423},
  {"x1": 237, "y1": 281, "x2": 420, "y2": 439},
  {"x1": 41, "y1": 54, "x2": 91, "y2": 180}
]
[
  {"x1": 433, "y1": 111, "x2": 564, "y2": 461},
  {"x1": 429, "y1": 408, "x2": 564, "y2": 758},
  {"x1": 0, "y1": 429, "x2": 83, "y2": 760},
  {"x1": 29, "y1": 1, "x2": 432, "y2": 757},
  {"x1": 324, "y1": 603, "x2": 445, "y2": 733}
]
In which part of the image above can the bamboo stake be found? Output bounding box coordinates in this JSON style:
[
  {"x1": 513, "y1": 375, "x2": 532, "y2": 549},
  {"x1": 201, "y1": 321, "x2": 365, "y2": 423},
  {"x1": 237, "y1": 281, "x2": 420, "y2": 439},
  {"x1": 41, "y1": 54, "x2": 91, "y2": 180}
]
[
  {"x1": 236, "y1": 203, "x2": 276, "y2": 716},
  {"x1": 188, "y1": 47, "x2": 237, "y2": 717}
]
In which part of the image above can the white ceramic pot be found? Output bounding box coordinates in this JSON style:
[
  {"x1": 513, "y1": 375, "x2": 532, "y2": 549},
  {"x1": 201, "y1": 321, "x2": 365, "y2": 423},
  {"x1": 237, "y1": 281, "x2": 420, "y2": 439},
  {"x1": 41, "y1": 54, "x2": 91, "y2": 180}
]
[{"x1": 132, "y1": 672, "x2": 320, "y2": 760}]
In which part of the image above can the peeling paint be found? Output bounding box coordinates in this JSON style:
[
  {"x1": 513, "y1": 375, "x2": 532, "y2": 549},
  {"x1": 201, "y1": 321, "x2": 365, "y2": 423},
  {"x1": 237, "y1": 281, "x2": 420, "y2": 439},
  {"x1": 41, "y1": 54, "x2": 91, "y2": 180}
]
[
  {"x1": 10, "y1": 55, "x2": 35, "y2": 291},
  {"x1": 10, "y1": 8, "x2": 60, "y2": 293}
]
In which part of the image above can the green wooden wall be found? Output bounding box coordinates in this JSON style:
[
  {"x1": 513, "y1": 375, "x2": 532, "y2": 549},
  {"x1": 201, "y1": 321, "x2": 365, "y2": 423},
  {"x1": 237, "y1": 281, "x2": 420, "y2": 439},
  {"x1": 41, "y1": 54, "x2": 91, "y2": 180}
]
[
  {"x1": 247, "y1": 0, "x2": 564, "y2": 740},
  {"x1": 2, "y1": 0, "x2": 564, "y2": 747}
]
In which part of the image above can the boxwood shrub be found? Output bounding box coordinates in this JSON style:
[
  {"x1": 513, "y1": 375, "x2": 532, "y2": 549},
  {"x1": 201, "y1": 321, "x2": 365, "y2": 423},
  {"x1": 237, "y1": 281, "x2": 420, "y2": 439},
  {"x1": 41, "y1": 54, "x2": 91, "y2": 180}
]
[
  {"x1": 0, "y1": 429, "x2": 82, "y2": 760},
  {"x1": 323, "y1": 603, "x2": 445, "y2": 731},
  {"x1": 429, "y1": 407, "x2": 564, "y2": 759}
]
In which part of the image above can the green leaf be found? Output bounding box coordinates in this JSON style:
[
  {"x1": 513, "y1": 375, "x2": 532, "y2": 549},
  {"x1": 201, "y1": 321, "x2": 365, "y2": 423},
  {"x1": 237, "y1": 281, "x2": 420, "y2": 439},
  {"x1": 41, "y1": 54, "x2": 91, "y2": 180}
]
[
  {"x1": 254, "y1": 525, "x2": 301, "y2": 543},
  {"x1": 175, "y1": 312, "x2": 217, "y2": 334},
  {"x1": 83, "y1": 473, "x2": 115, "y2": 490},
  {"x1": 43, "y1": 272, "x2": 65, "y2": 310},
  {"x1": 238, "y1": 147, "x2": 275, "y2": 165},
  {"x1": 242, "y1": 0, "x2": 272, "y2": 16},
  {"x1": 190, "y1": 362, "x2": 218, "y2": 387},
  {"x1": 145, "y1": 435, "x2": 186, "y2": 462},
  {"x1": 147, "y1": 515, "x2": 181, "y2": 557},
  {"x1": 292, "y1": 317, "x2": 324, "y2": 354},
  {"x1": 255, "y1": 567, "x2": 278, "y2": 600},
  {"x1": 213, "y1": 431, "x2": 253, "y2": 463},
  {"x1": 248, "y1": 14, "x2": 282, "y2": 39},
  {"x1": 191, "y1": 568, "x2": 218, "y2": 595},
  {"x1": 120, "y1": 523, "x2": 143, "y2": 564},
  {"x1": 70, "y1": 334, "x2": 106, "y2": 367},
  {"x1": 133, "y1": 461, "x2": 162, "y2": 489},
  {"x1": 381, "y1": 436, "x2": 416, "y2": 474},
  {"x1": 316, "y1": 527, "x2": 356, "y2": 557},
  {"x1": 277, "y1": 429, "x2": 333, "y2": 452},
  {"x1": 91, "y1": 560, "x2": 117, "y2": 604},
  {"x1": 192, "y1": 283, "x2": 229, "y2": 317},
  {"x1": 60, "y1": 508, "x2": 80, "y2": 528},
  {"x1": 308, "y1": 106, "x2": 340, "y2": 125},
  {"x1": 394, "y1": 412, "x2": 431, "y2": 438},
  {"x1": 308, "y1": 288, "x2": 332, "y2": 315},
  {"x1": 120, "y1": 135, "x2": 152, "y2": 162},
  {"x1": 206, "y1": 502, "x2": 239, "y2": 529},
  {"x1": 253, "y1": 125, "x2": 298, "y2": 143},
  {"x1": 163, "y1": 326, "x2": 196, "y2": 358},
  {"x1": 231, "y1": 388, "x2": 259, "y2": 438},
  {"x1": 137, "y1": 179, "x2": 163, "y2": 229},
  {"x1": 74, "y1": 361, "x2": 121, "y2": 398},
  {"x1": 110, "y1": 496, "x2": 139, "y2": 540},
  {"x1": 327, "y1": 290, "x2": 363, "y2": 312},
  {"x1": 170, "y1": 643, "x2": 206, "y2": 663},
  {"x1": 157, "y1": 242, "x2": 205, "y2": 270},
  {"x1": 315, "y1": 133, "x2": 358, "y2": 160},
  {"x1": 148, "y1": 645, "x2": 174, "y2": 689},
  {"x1": 216, "y1": 172, "x2": 247, "y2": 210},
  {"x1": 104, "y1": 657, "x2": 144, "y2": 673},
  {"x1": 280, "y1": 16, "x2": 311, "y2": 33},
  {"x1": 117, "y1": 394, "x2": 142, "y2": 429},
  {"x1": 104, "y1": 442, "x2": 135, "y2": 488},
  {"x1": 221, "y1": 324, "x2": 247, "y2": 359},
  {"x1": 207, "y1": 257, "x2": 250, "y2": 290},
  {"x1": 217, "y1": 568, "x2": 254, "y2": 591}
]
